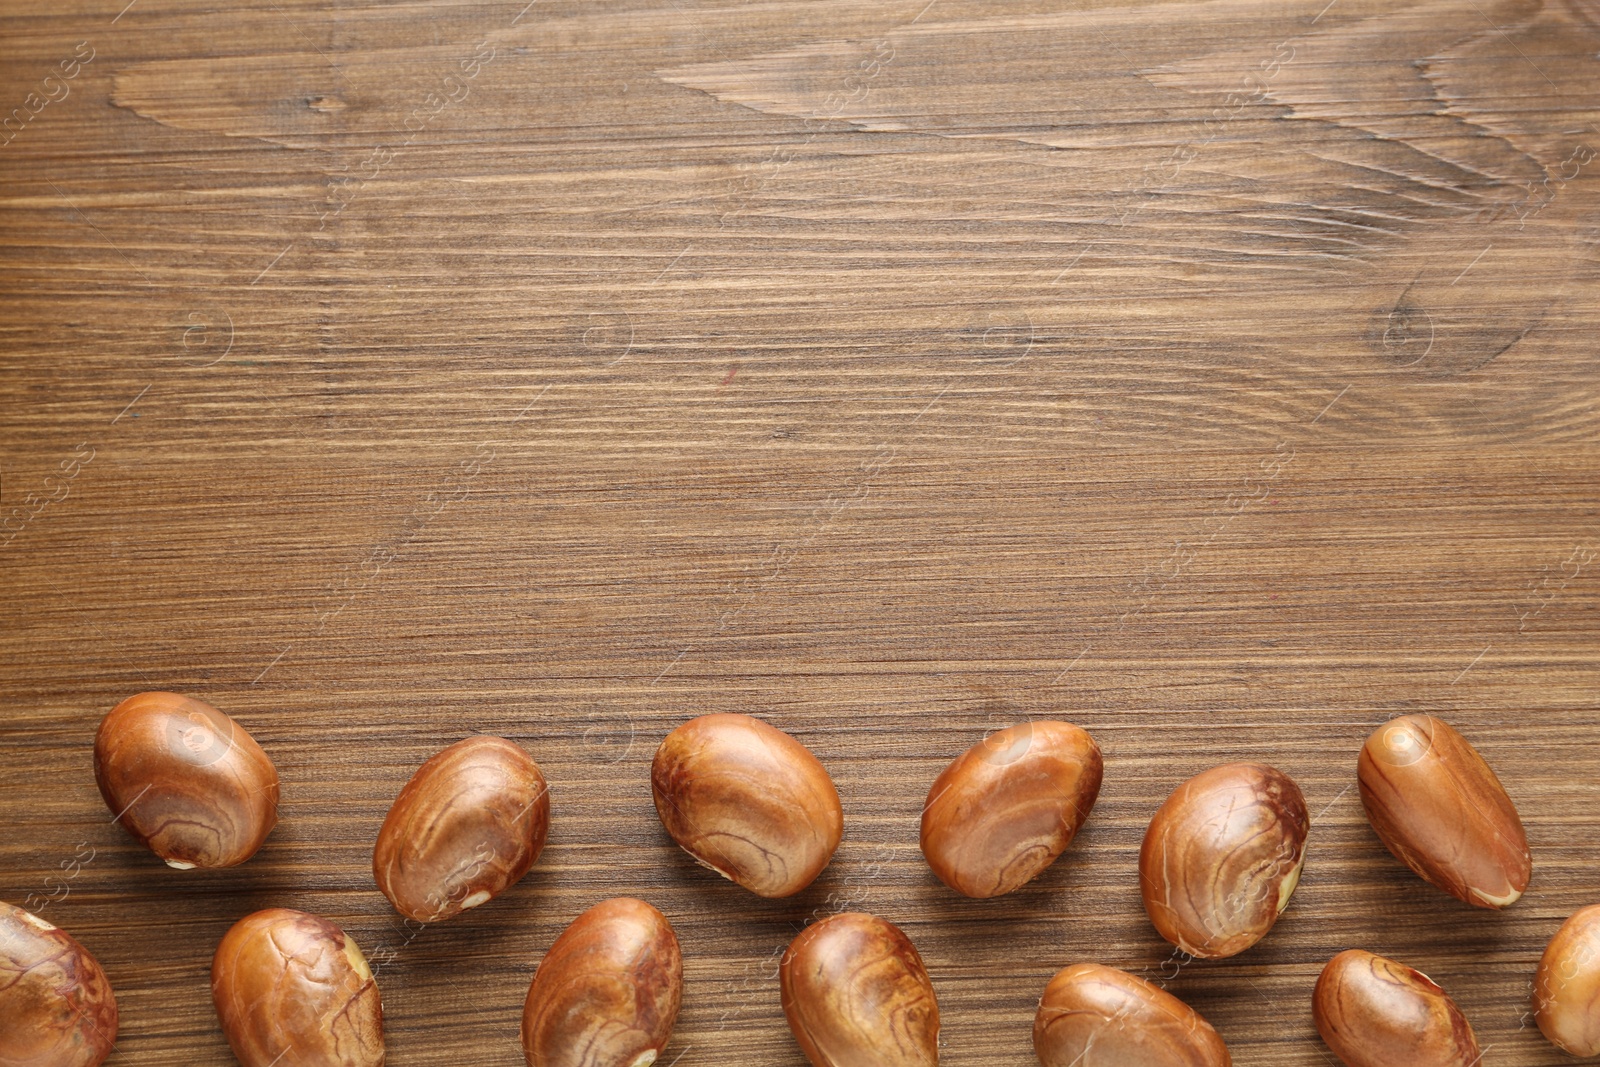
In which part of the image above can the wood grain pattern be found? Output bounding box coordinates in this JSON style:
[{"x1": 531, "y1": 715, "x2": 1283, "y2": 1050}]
[{"x1": 1, "y1": 0, "x2": 1597, "y2": 1063}]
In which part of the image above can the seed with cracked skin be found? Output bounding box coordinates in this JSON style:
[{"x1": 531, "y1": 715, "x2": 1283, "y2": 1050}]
[
  {"x1": 1358, "y1": 714, "x2": 1531, "y2": 909},
  {"x1": 211, "y1": 908, "x2": 384, "y2": 1067},
  {"x1": 1033, "y1": 963, "x2": 1230, "y2": 1067},
  {"x1": 780, "y1": 912, "x2": 939, "y2": 1067},
  {"x1": 1534, "y1": 903, "x2": 1600, "y2": 1056},
  {"x1": 651, "y1": 713, "x2": 842, "y2": 898},
  {"x1": 1313, "y1": 949, "x2": 1479, "y2": 1067},
  {"x1": 0, "y1": 900, "x2": 118, "y2": 1067},
  {"x1": 921, "y1": 720, "x2": 1102, "y2": 899},
  {"x1": 94, "y1": 691, "x2": 279, "y2": 869},
  {"x1": 373, "y1": 735, "x2": 550, "y2": 922},
  {"x1": 520, "y1": 897, "x2": 681, "y2": 1067},
  {"x1": 1139, "y1": 762, "x2": 1308, "y2": 959}
]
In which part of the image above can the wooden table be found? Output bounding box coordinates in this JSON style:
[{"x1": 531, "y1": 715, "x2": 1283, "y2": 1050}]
[{"x1": 3, "y1": 0, "x2": 1598, "y2": 1063}]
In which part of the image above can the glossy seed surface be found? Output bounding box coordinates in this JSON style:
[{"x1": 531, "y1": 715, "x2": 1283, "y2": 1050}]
[
  {"x1": 1358, "y1": 714, "x2": 1531, "y2": 908},
  {"x1": 211, "y1": 908, "x2": 384, "y2": 1067},
  {"x1": 374, "y1": 734, "x2": 550, "y2": 922},
  {"x1": 1139, "y1": 762, "x2": 1308, "y2": 959},
  {"x1": 520, "y1": 897, "x2": 682, "y2": 1067},
  {"x1": 921, "y1": 720, "x2": 1102, "y2": 899},
  {"x1": 652, "y1": 713, "x2": 842, "y2": 898},
  {"x1": 1033, "y1": 963, "x2": 1231, "y2": 1067},
  {"x1": 0, "y1": 901, "x2": 118, "y2": 1067},
  {"x1": 94, "y1": 691, "x2": 279, "y2": 869},
  {"x1": 1534, "y1": 903, "x2": 1600, "y2": 1056},
  {"x1": 780, "y1": 912, "x2": 939, "y2": 1067},
  {"x1": 1312, "y1": 949, "x2": 1479, "y2": 1067}
]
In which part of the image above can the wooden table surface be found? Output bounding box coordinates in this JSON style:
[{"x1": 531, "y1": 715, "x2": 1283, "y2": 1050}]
[{"x1": 4, "y1": 0, "x2": 1599, "y2": 1063}]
